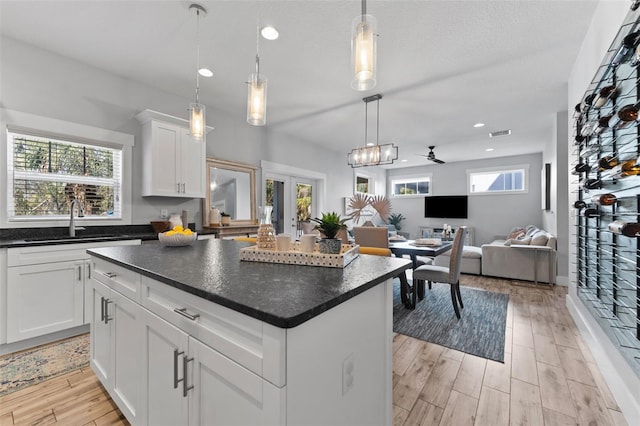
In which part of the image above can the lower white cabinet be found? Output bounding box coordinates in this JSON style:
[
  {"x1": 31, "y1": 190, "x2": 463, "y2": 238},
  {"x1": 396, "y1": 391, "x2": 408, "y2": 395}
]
[
  {"x1": 88, "y1": 279, "x2": 143, "y2": 424},
  {"x1": 6, "y1": 260, "x2": 85, "y2": 342},
  {"x1": 139, "y1": 299, "x2": 283, "y2": 426}
]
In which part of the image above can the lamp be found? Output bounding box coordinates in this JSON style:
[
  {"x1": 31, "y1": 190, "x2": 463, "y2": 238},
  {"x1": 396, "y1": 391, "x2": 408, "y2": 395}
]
[
  {"x1": 189, "y1": 4, "x2": 206, "y2": 141},
  {"x1": 247, "y1": 22, "x2": 267, "y2": 126},
  {"x1": 351, "y1": 0, "x2": 377, "y2": 91},
  {"x1": 347, "y1": 94, "x2": 398, "y2": 168}
]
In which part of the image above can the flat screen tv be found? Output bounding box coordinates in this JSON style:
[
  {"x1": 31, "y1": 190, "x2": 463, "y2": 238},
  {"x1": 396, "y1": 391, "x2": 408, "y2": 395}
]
[{"x1": 424, "y1": 195, "x2": 468, "y2": 219}]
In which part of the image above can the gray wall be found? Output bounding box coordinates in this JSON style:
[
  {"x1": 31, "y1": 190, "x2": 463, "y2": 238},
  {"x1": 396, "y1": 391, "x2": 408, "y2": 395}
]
[
  {"x1": 0, "y1": 37, "x2": 354, "y2": 227},
  {"x1": 386, "y1": 153, "x2": 544, "y2": 245}
]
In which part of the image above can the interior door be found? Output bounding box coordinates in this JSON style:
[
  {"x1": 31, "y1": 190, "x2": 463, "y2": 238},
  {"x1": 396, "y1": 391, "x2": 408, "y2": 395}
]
[{"x1": 264, "y1": 174, "x2": 316, "y2": 237}]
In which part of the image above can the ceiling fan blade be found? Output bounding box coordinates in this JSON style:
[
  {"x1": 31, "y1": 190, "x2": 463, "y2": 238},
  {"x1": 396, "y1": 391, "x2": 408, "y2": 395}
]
[{"x1": 432, "y1": 159, "x2": 446, "y2": 164}]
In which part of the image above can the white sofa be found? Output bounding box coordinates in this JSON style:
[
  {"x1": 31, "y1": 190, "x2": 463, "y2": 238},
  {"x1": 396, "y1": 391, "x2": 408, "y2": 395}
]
[
  {"x1": 481, "y1": 225, "x2": 557, "y2": 284},
  {"x1": 433, "y1": 245, "x2": 482, "y2": 275}
]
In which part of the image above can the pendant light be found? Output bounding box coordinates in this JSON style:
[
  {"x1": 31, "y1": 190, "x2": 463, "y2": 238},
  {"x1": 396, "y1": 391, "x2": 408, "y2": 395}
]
[
  {"x1": 189, "y1": 4, "x2": 206, "y2": 141},
  {"x1": 351, "y1": 0, "x2": 377, "y2": 91},
  {"x1": 347, "y1": 94, "x2": 398, "y2": 168},
  {"x1": 247, "y1": 21, "x2": 267, "y2": 126}
]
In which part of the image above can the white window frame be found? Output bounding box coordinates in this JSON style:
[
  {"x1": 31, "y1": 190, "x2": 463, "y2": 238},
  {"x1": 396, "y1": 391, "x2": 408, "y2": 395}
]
[
  {"x1": 466, "y1": 164, "x2": 529, "y2": 195},
  {"x1": 1, "y1": 109, "x2": 134, "y2": 227},
  {"x1": 390, "y1": 174, "x2": 433, "y2": 198}
]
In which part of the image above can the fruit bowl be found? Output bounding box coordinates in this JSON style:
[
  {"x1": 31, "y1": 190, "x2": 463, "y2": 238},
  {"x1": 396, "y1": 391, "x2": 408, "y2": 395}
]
[{"x1": 158, "y1": 231, "x2": 197, "y2": 247}]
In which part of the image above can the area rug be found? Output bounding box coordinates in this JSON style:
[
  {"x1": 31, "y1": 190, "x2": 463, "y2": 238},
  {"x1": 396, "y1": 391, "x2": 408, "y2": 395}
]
[
  {"x1": 393, "y1": 282, "x2": 508, "y2": 362},
  {"x1": 0, "y1": 333, "x2": 90, "y2": 396}
]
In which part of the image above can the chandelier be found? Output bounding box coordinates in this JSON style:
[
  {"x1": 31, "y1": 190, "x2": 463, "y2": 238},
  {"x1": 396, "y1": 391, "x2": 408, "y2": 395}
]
[{"x1": 347, "y1": 94, "x2": 398, "y2": 168}]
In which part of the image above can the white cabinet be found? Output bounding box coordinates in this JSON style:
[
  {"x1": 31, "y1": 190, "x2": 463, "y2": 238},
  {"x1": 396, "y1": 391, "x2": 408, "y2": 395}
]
[
  {"x1": 137, "y1": 110, "x2": 206, "y2": 198},
  {"x1": 3, "y1": 240, "x2": 140, "y2": 345},
  {"x1": 89, "y1": 277, "x2": 143, "y2": 424},
  {"x1": 6, "y1": 260, "x2": 85, "y2": 342}
]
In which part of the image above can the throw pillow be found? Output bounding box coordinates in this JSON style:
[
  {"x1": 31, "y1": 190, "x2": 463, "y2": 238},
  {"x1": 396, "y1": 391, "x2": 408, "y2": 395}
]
[
  {"x1": 510, "y1": 236, "x2": 531, "y2": 245},
  {"x1": 530, "y1": 231, "x2": 549, "y2": 246},
  {"x1": 525, "y1": 226, "x2": 539, "y2": 237},
  {"x1": 507, "y1": 228, "x2": 525, "y2": 239}
]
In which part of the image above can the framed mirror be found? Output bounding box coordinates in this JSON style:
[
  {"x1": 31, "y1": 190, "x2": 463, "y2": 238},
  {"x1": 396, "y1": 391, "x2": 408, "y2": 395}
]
[{"x1": 203, "y1": 158, "x2": 257, "y2": 226}]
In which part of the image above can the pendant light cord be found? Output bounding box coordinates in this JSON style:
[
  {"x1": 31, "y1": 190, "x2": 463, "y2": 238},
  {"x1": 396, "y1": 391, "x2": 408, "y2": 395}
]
[
  {"x1": 195, "y1": 8, "x2": 201, "y2": 104},
  {"x1": 255, "y1": 17, "x2": 260, "y2": 75},
  {"x1": 364, "y1": 100, "x2": 368, "y2": 147},
  {"x1": 376, "y1": 97, "x2": 380, "y2": 146},
  {"x1": 361, "y1": 0, "x2": 366, "y2": 20}
]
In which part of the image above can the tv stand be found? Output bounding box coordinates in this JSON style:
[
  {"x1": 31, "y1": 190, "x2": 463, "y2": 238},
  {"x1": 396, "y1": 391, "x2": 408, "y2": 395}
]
[{"x1": 419, "y1": 226, "x2": 474, "y2": 246}]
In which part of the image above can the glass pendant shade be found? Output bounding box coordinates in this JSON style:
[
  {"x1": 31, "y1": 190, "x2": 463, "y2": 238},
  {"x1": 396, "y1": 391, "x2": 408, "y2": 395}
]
[
  {"x1": 351, "y1": 14, "x2": 377, "y2": 91},
  {"x1": 348, "y1": 143, "x2": 398, "y2": 168},
  {"x1": 247, "y1": 73, "x2": 267, "y2": 126},
  {"x1": 190, "y1": 103, "x2": 205, "y2": 141}
]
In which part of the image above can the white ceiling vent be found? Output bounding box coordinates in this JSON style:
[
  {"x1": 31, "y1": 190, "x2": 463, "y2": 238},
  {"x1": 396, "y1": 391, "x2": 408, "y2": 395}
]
[{"x1": 489, "y1": 129, "x2": 512, "y2": 138}]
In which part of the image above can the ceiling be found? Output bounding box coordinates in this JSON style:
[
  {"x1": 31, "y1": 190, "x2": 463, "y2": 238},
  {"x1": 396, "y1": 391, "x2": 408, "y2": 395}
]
[{"x1": 0, "y1": 0, "x2": 600, "y2": 168}]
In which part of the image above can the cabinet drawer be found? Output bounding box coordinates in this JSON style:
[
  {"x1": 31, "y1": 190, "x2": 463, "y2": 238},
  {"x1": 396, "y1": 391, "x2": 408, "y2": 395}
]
[
  {"x1": 140, "y1": 276, "x2": 285, "y2": 387},
  {"x1": 92, "y1": 258, "x2": 141, "y2": 303},
  {"x1": 8, "y1": 239, "x2": 141, "y2": 267}
]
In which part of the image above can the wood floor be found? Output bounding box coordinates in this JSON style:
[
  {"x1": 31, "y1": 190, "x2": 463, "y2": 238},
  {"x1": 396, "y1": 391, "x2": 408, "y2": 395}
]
[{"x1": 0, "y1": 275, "x2": 629, "y2": 426}]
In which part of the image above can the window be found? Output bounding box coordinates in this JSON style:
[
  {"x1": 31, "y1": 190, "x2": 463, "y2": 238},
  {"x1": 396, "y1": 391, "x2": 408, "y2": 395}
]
[
  {"x1": 467, "y1": 166, "x2": 527, "y2": 194},
  {"x1": 391, "y1": 177, "x2": 431, "y2": 197},
  {"x1": 355, "y1": 173, "x2": 373, "y2": 194},
  {"x1": 7, "y1": 131, "x2": 122, "y2": 220}
]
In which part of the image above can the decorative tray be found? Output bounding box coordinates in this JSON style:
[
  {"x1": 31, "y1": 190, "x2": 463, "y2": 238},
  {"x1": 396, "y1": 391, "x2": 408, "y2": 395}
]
[{"x1": 239, "y1": 243, "x2": 360, "y2": 268}]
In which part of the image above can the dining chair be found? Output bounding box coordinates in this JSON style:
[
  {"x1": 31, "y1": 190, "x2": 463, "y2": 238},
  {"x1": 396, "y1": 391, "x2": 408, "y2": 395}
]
[
  {"x1": 234, "y1": 236, "x2": 257, "y2": 244},
  {"x1": 358, "y1": 246, "x2": 414, "y2": 309},
  {"x1": 353, "y1": 226, "x2": 388, "y2": 248},
  {"x1": 411, "y1": 226, "x2": 468, "y2": 318}
]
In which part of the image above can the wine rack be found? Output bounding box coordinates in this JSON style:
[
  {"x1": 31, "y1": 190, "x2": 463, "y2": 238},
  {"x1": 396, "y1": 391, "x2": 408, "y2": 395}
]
[{"x1": 572, "y1": 8, "x2": 640, "y2": 377}]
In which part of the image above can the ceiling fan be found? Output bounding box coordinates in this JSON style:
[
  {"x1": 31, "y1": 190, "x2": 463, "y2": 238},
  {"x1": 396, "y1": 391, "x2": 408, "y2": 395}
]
[{"x1": 418, "y1": 146, "x2": 446, "y2": 164}]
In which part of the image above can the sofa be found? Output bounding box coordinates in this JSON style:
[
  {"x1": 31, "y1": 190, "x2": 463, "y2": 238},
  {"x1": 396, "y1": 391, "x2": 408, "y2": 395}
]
[
  {"x1": 433, "y1": 245, "x2": 482, "y2": 275},
  {"x1": 481, "y1": 225, "x2": 557, "y2": 284}
]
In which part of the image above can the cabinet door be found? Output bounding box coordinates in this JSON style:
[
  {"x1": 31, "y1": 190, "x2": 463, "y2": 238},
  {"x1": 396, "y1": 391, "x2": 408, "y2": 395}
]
[
  {"x1": 141, "y1": 308, "x2": 189, "y2": 426},
  {"x1": 148, "y1": 121, "x2": 181, "y2": 196},
  {"x1": 110, "y1": 290, "x2": 143, "y2": 424},
  {"x1": 188, "y1": 337, "x2": 283, "y2": 426},
  {"x1": 180, "y1": 128, "x2": 205, "y2": 198},
  {"x1": 89, "y1": 279, "x2": 111, "y2": 386},
  {"x1": 6, "y1": 260, "x2": 84, "y2": 342}
]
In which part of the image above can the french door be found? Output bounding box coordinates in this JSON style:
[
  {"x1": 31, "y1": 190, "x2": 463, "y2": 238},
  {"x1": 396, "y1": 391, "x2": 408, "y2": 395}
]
[{"x1": 264, "y1": 174, "x2": 316, "y2": 237}]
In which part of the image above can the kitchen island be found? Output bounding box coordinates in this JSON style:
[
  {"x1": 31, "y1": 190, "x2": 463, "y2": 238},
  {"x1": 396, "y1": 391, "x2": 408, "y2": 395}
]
[{"x1": 86, "y1": 239, "x2": 411, "y2": 426}]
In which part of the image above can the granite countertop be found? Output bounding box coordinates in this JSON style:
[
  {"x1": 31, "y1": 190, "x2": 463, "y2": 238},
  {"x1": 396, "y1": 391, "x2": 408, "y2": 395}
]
[
  {"x1": 88, "y1": 239, "x2": 412, "y2": 329},
  {"x1": 0, "y1": 224, "x2": 217, "y2": 248}
]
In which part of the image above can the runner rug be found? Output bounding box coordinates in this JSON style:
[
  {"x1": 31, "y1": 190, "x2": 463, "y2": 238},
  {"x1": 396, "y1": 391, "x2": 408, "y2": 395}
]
[
  {"x1": 393, "y1": 282, "x2": 508, "y2": 362},
  {"x1": 0, "y1": 333, "x2": 89, "y2": 396}
]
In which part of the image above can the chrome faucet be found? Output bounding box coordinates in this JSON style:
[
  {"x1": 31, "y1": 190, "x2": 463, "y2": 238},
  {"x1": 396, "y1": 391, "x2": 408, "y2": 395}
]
[{"x1": 69, "y1": 199, "x2": 85, "y2": 237}]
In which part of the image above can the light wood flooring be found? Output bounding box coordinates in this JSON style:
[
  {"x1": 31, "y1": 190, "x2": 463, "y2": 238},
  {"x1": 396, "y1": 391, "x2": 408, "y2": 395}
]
[{"x1": 0, "y1": 275, "x2": 629, "y2": 426}]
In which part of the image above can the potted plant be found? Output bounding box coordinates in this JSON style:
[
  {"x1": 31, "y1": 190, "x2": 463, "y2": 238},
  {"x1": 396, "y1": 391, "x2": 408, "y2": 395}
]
[
  {"x1": 220, "y1": 212, "x2": 231, "y2": 226},
  {"x1": 388, "y1": 212, "x2": 406, "y2": 230},
  {"x1": 310, "y1": 212, "x2": 347, "y2": 254}
]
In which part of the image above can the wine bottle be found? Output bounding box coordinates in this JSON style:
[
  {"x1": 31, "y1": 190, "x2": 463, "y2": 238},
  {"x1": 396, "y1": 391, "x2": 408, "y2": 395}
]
[
  {"x1": 592, "y1": 115, "x2": 613, "y2": 135},
  {"x1": 608, "y1": 220, "x2": 640, "y2": 237},
  {"x1": 574, "y1": 162, "x2": 590, "y2": 173},
  {"x1": 597, "y1": 155, "x2": 618, "y2": 170},
  {"x1": 591, "y1": 193, "x2": 617, "y2": 206},
  {"x1": 609, "y1": 159, "x2": 640, "y2": 178},
  {"x1": 580, "y1": 93, "x2": 596, "y2": 112},
  {"x1": 574, "y1": 134, "x2": 586, "y2": 144},
  {"x1": 611, "y1": 30, "x2": 640, "y2": 66},
  {"x1": 581, "y1": 208, "x2": 599, "y2": 218},
  {"x1": 580, "y1": 144, "x2": 600, "y2": 158},
  {"x1": 592, "y1": 86, "x2": 618, "y2": 108},
  {"x1": 574, "y1": 200, "x2": 587, "y2": 209},
  {"x1": 583, "y1": 178, "x2": 603, "y2": 190},
  {"x1": 630, "y1": 44, "x2": 640, "y2": 66},
  {"x1": 617, "y1": 101, "x2": 640, "y2": 122}
]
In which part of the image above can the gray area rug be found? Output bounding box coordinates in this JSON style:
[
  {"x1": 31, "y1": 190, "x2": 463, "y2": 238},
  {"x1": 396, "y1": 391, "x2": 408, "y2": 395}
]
[{"x1": 393, "y1": 282, "x2": 508, "y2": 363}]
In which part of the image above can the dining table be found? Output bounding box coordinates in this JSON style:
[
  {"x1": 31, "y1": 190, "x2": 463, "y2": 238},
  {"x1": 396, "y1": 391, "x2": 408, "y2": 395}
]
[{"x1": 389, "y1": 240, "x2": 453, "y2": 309}]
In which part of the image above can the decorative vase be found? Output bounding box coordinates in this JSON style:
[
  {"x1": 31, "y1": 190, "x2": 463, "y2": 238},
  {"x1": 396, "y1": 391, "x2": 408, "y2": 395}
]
[
  {"x1": 221, "y1": 216, "x2": 231, "y2": 226},
  {"x1": 318, "y1": 238, "x2": 342, "y2": 254},
  {"x1": 210, "y1": 208, "x2": 220, "y2": 225},
  {"x1": 256, "y1": 206, "x2": 276, "y2": 250}
]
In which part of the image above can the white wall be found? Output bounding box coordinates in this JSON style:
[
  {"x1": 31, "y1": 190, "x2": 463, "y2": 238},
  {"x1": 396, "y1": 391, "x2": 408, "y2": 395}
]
[
  {"x1": 0, "y1": 37, "x2": 354, "y2": 228},
  {"x1": 567, "y1": 1, "x2": 640, "y2": 422},
  {"x1": 386, "y1": 153, "x2": 543, "y2": 245}
]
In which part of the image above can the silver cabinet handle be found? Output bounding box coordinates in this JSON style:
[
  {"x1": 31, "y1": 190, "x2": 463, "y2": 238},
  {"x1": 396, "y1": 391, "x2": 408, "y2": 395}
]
[
  {"x1": 183, "y1": 355, "x2": 194, "y2": 397},
  {"x1": 100, "y1": 296, "x2": 105, "y2": 322},
  {"x1": 103, "y1": 272, "x2": 117, "y2": 278},
  {"x1": 177, "y1": 182, "x2": 181, "y2": 193},
  {"x1": 173, "y1": 349, "x2": 184, "y2": 389},
  {"x1": 78, "y1": 265, "x2": 82, "y2": 281},
  {"x1": 173, "y1": 307, "x2": 200, "y2": 321},
  {"x1": 182, "y1": 183, "x2": 186, "y2": 193},
  {"x1": 87, "y1": 263, "x2": 92, "y2": 280},
  {"x1": 103, "y1": 299, "x2": 112, "y2": 324}
]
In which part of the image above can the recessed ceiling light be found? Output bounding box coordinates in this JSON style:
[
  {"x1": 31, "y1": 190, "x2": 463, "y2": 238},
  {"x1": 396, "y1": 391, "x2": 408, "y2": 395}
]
[
  {"x1": 485, "y1": 148, "x2": 495, "y2": 152},
  {"x1": 261, "y1": 26, "x2": 279, "y2": 40},
  {"x1": 401, "y1": 159, "x2": 408, "y2": 162},
  {"x1": 198, "y1": 68, "x2": 213, "y2": 77},
  {"x1": 366, "y1": 142, "x2": 375, "y2": 146},
  {"x1": 473, "y1": 122, "x2": 485, "y2": 128}
]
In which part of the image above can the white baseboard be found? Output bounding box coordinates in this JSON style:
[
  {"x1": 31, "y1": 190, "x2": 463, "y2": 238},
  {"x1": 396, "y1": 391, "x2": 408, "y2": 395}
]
[
  {"x1": 555, "y1": 275, "x2": 568, "y2": 286},
  {"x1": 566, "y1": 293, "x2": 640, "y2": 424},
  {"x1": 0, "y1": 324, "x2": 89, "y2": 356}
]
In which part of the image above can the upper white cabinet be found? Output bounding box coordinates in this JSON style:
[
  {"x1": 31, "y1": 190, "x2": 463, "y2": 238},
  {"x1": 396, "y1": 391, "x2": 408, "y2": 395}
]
[{"x1": 136, "y1": 110, "x2": 208, "y2": 198}]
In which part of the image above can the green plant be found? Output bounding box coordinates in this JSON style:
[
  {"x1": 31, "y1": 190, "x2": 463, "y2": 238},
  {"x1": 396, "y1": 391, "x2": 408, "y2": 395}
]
[
  {"x1": 310, "y1": 212, "x2": 347, "y2": 239},
  {"x1": 388, "y1": 212, "x2": 406, "y2": 230},
  {"x1": 220, "y1": 212, "x2": 231, "y2": 217}
]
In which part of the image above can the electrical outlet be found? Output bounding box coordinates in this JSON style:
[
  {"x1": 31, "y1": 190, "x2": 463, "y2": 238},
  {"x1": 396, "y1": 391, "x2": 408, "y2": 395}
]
[
  {"x1": 160, "y1": 209, "x2": 168, "y2": 219},
  {"x1": 342, "y1": 354, "x2": 354, "y2": 395}
]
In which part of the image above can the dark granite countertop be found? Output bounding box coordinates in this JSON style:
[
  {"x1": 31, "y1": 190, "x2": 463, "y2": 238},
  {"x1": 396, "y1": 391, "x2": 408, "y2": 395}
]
[
  {"x1": 87, "y1": 239, "x2": 412, "y2": 329},
  {"x1": 0, "y1": 224, "x2": 217, "y2": 248}
]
